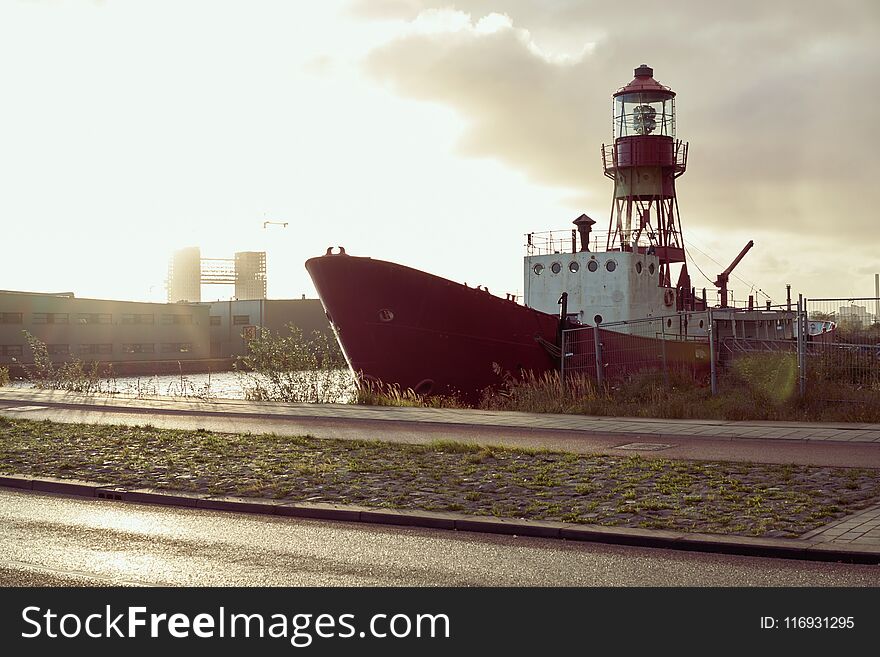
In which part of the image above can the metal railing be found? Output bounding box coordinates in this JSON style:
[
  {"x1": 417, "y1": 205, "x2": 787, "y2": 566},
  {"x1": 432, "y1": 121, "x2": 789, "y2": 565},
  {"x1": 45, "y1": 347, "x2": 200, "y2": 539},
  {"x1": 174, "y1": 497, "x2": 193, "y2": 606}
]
[{"x1": 525, "y1": 229, "x2": 653, "y2": 256}]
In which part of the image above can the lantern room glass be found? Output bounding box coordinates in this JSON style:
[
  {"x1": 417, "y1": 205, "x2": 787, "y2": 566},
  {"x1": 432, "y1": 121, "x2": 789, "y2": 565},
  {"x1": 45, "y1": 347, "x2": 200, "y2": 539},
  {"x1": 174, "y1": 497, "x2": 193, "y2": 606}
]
[{"x1": 614, "y1": 93, "x2": 675, "y2": 139}]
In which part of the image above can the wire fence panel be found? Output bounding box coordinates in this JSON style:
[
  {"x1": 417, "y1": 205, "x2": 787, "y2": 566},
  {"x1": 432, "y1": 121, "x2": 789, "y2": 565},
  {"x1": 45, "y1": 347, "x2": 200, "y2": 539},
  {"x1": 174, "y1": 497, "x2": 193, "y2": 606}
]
[
  {"x1": 805, "y1": 298, "x2": 880, "y2": 395},
  {"x1": 562, "y1": 314, "x2": 712, "y2": 385},
  {"x1": 560, "y1": 299, "x2": 880, "y2": 400}
]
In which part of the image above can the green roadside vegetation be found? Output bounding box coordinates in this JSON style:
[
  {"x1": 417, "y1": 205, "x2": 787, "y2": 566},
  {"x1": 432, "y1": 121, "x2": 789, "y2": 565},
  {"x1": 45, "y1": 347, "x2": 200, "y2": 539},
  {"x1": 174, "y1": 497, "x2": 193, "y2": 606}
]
[
  {"x1": 365, "y1": 353, "x2": 880, "y2": 423},
  {"x1": 2, "y1": 415, "x2": 878, "y2": 538}
]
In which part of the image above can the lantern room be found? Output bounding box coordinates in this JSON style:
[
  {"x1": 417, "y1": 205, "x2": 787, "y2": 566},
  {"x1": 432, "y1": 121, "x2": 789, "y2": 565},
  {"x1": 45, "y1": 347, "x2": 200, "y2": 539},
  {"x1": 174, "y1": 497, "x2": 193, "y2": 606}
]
[{"x1": 613, "y1": 64, "x2": 676, "y2": 140}]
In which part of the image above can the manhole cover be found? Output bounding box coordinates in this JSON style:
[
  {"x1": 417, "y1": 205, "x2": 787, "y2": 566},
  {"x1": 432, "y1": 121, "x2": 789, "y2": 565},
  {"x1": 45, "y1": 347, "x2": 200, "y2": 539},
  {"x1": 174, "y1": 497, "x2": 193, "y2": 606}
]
[{"x1": 615, "y1": 442, "x2": 673, "y2": 451}]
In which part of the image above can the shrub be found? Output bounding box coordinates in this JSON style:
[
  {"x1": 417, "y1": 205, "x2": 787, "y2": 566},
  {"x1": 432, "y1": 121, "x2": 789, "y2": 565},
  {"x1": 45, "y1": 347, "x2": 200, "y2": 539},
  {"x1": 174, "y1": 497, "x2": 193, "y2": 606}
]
[
  {"x1": 234, "y1": 324, "x2": 354, "y2": 403},
  {"x1": 21, "y1": 331, "x2": 105, "y2": 393}
]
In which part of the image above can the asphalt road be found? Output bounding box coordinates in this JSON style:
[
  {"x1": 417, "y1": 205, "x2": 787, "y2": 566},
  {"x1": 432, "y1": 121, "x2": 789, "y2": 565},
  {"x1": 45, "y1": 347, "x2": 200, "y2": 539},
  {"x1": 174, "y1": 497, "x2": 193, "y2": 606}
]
[
  {"x1": 3, "y1": 402, "x2": 879, "y2": 468},
  {"x1": 2, "y1": 490, "x2": 878, "y2": 587}
]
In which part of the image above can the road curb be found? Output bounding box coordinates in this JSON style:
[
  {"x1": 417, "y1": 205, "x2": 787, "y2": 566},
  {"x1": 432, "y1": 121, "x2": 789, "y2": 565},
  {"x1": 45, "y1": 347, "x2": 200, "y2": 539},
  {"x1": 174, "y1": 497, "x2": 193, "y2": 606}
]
[{"x1": 1, "y1": 474, "x2": 878, "y2": 565}]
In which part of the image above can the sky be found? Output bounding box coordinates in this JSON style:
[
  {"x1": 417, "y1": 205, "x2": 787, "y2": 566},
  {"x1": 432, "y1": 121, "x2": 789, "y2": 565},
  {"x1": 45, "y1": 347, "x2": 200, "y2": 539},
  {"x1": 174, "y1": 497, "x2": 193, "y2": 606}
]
[{"x1": 1, "y1": 0, "x2": 878, "y2": 305}]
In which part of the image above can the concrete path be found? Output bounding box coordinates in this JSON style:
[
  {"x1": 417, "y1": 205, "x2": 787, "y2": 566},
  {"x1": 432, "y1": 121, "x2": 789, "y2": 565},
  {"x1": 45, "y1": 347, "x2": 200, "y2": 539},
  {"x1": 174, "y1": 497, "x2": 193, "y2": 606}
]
[{"x1": 3, "y1": 388, "x2": 880, "y2": 441}]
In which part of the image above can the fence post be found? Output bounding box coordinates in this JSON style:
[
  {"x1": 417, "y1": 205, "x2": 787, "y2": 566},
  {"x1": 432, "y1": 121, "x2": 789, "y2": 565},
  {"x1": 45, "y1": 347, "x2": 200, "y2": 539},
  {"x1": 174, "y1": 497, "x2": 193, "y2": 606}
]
[
  {"x1": 797, "y1": 295, "x2": 806, "y2": 397},
  {"x1": 660, "y1": 317, "x2": 669, "y2": 386},
  {"x1": 560, "y1": 329, "x2": 566, "y2": 386},
  {"x1": 593, "y1": 327, "x2": 604, "y2": 388},
  {"x1": 708, "y1": 308, "x2": 717, "y2": 395}
]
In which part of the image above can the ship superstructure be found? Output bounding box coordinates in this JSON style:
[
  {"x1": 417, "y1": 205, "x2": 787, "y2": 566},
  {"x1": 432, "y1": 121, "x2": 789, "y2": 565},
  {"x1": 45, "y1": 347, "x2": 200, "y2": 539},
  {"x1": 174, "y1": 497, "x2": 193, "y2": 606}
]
[{"x1": 525, "y1": 65, "x2": 696, "y2": 331}]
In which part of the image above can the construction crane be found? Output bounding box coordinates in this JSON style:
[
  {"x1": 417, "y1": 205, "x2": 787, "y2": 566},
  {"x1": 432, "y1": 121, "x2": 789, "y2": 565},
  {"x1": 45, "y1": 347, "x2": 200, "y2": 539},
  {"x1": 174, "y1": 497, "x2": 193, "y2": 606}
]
[
  {"x1": 714, "y1": 240, "x2": 754, "y2": 307},
  {"x1": 263, "y1": 221, "x2": 288, "y2": 229}
]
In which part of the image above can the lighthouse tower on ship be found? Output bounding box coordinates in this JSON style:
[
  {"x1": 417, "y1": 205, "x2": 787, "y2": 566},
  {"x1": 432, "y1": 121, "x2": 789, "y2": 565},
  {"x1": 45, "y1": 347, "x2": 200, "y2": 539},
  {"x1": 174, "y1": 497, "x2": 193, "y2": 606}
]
[
  {"x1": 524, "y1": 64, "x2": 700, "y2": 327},
  {"x1": 604, "y1": 64, "x2": 688, "y2": 297}
]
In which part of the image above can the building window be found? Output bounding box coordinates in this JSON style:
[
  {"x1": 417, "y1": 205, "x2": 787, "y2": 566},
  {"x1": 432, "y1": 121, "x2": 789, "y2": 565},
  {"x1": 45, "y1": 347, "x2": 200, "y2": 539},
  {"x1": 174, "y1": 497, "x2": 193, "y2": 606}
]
[
  {"x1": 0, "y1": 313, "x2": 23, "y2": 324},
  {"x1": 79, "y1": 344, "x2": 112, "y2": 355},
  {"x1": 209, "y1": 316, "x2": 222, "y2": 326},
  {"x1": 161, "y1": 343, "x2": 192, "y2": 354},
  {"x1": 76, "y1": 313, "x2": 111, "y2": 325},
  {"x1": 233, "y1": 315, "x2": 250, "y2": 325},
  {"x1": 122, "y1": 313, "x2": 155, "y2": 325},
  {"x1": 161, "y1": 314, "x2": 192, "y2": 325},
  {"x1": 122, "y1": 343, "x2": 155, "y2": 354},
  {"x1": 48, "y1": 344, "x2": 70, "y2": 355},
  {"x1": 32, "y1": 313, "x2": 69, "y2": 324},
  {"x1": 1, "y1": 345, "x2": 24, "y2": 357}
]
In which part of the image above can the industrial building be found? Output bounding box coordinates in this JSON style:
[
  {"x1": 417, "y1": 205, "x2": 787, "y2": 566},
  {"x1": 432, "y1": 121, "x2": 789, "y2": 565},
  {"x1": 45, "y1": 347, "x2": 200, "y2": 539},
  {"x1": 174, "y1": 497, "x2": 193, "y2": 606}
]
[
  {"x1": 0, "y1": 290, "x2": 330, "y2": 373},
  {"x1": 0, "y1": 290, "x2": 211, "y2": 372}
]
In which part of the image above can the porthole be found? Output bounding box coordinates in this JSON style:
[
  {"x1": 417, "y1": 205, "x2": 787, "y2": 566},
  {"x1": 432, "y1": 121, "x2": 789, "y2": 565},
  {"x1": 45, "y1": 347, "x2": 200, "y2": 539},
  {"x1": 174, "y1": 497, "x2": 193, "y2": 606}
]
[
  {"x1": 606, "y1": 260, "x2": 617, "y2": 272},
  {"x1": 648, "y1": 263, "x2": 656, "y2": 275},
  {"x1": 551, "y1": 262, "x2": 562, "y2": 274},
  {"x1": 569, "y1": 261, "x2": 580, "y2": 273},
  {"x1": 667, "y1": 318, "x2": 672, "y2": 328},
  {"x1": 533, "y1": 263, "x2": 544, "y2": 275},
  {"x1": 587, "y1": 260, "x2": 599, "y2": 272},
  {"x1": 594, "y1": 314, "x2": 603, "y2": 325},
  {"x1": 636, "y1": 262, "x2": 643, "y2": 274},
  {"x1": 699, "y1": 320, "x2": 704, "y2": 329}
]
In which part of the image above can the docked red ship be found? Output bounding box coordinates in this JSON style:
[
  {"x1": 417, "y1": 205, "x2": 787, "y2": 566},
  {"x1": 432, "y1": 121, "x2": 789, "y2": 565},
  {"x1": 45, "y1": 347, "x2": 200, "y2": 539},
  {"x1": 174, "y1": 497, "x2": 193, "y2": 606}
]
[{"x1": 306, "y1": 65, "x2": 797, "y2": 402}]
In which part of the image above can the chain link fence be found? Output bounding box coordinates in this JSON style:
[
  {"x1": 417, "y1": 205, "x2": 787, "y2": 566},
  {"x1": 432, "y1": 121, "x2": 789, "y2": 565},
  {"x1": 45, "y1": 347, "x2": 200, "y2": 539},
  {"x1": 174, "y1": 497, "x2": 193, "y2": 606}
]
[
  {"x1": 804, "y1": 297, "x2": 880, "y2": 400},
  {"x1": 560, "y1": 299, "x2": 879, "y2": 402},
  {"x1": 561, "y1": 313, "x2": 712, "y2": 387}
]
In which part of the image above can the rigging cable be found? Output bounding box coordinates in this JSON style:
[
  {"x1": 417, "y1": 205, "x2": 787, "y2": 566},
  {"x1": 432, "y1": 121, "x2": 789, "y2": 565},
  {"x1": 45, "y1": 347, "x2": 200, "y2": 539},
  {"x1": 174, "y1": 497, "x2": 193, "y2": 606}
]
[{"x1": 685, "y1": 239, "x2": 773, "y2": 301}]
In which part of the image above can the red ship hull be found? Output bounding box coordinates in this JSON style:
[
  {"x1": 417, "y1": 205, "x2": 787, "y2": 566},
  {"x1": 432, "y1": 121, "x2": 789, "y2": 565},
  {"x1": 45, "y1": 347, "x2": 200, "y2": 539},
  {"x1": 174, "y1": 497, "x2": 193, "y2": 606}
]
[
  {"x1": 305, "y1": 253, "x2": 559, "y2": 401},
  {"x1": 306, "y1": 252, "x2": 711, "y2": 403}
]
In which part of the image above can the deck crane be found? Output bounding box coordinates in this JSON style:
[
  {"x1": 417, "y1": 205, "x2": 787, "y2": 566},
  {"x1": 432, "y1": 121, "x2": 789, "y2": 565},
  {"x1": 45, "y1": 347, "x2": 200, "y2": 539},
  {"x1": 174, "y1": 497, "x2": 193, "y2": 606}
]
[{"x1": 714, "y1": 240, "x2": 754, "y2": 307}]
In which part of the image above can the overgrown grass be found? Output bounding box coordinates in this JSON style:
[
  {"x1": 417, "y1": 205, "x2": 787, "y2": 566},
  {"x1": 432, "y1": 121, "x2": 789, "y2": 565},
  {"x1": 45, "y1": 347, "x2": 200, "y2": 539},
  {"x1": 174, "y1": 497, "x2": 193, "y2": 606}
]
[
  {"x1": 355, "y1": 381, "x2": 467, "y2": 408},
  {"x1": 16, "y1": 332, "x2": 217, "y2": 399},
  {"x1": 349, "y1": 353, "x2": 880, "y2": 422},
  {"x1": 1, "y1": 416, "x2": 878, "y2": 537},
  {"x1": 471, "y1": 353, "x2": 880, "y2": 423},
  {"x1": 234, "y1": 325, "x2": 355, "y2": 403},
  {"x1": 21, "y1": 331, "x2": 109, "y2": 394}
]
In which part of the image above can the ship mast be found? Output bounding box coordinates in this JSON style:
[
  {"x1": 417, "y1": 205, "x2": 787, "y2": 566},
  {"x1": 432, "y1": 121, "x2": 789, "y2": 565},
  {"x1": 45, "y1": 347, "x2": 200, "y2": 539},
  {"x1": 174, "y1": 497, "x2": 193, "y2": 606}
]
[{"x1": 602, "y1": 64, "x2": 688, "y2": 292}]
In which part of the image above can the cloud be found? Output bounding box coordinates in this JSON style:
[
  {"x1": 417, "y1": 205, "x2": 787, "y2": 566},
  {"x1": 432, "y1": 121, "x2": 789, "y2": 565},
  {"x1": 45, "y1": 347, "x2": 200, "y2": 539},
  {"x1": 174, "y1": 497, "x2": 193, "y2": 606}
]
[
  {"x1": 365, "y1": 12, "x2": 598, "y2": 193},
  {"x1": 359, "y1": 1, "x2": 880, "y2": 241}
]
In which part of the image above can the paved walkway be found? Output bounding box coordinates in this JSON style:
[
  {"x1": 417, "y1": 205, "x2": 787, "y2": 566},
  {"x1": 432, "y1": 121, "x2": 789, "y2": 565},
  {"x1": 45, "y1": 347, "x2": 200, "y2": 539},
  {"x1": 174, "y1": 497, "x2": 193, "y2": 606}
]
[
  {"x1": 801, "y1": 505, "x2": 880, "y2": 547},
  {"x1": 3, "y1": 387, "x2": 880, "y2": 442}
]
